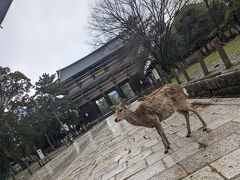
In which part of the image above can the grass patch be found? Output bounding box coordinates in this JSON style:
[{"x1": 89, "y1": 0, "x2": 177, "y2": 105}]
[{"x1": 172, "y1": 35, "x2": 240, "y2": 83}]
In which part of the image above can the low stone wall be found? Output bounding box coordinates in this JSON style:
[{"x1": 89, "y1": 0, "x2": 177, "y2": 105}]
[{"x1": 184, "y1": 70, "x2": 240, "y2": 98}]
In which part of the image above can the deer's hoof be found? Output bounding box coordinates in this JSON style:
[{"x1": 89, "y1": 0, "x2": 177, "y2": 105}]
[
  {"x1": 204, "y1": 128, "x2": 212, "y2": 133},
  {"x1": 164, "y1": 150, "x2": 169, "y2": 154},
  {"x1": 186, "y1": 134, "x2": 191, "y2": 138},
  {"x1": 203, "y1": 127, "x2": 208, "y2": 131}
]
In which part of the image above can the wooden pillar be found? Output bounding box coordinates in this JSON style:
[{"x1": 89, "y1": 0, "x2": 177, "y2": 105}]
[
  {"x1": 111, "y1": 77, "x2": 126, "y2": 99},
  {"x1": 93, "y1": 100, "x2": 102, "y2": 116},
  {"x1": 155, "y1": 66, "x2": 168, "y2": 84},
  {"x1": 178, "y1": 63, "x2": 190, "y2": 82},
  {"x1": 88, "y1": 99, "x2": 101, "y2": 117},
  {"x1": 97, "y1": 84, "x2": 113, "y2": 107},
  {"x1": 103, "y1": 93, "x2": 113, "y2": 107},
  {"x1": 128, "y1": 78, "x2": 138, "y2": 95},
  {"x1": 214, "y1": 40, "x2": 232, "y2": 69},
  {"x1": 197, "y1": 51, "x2": 209, "y2": 76},
  {"x1": 170, "y1": 68, "x2": 181, "y2": 84},
  {"x1": 116, "y1": 85, "x2": 126, "y2": 99}
]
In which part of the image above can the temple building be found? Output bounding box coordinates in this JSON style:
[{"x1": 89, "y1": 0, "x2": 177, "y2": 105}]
[
  {"x1": 57, "y1": 38, "x2": 156, "y2": 126},
  {"x1": 0, "y1": 0, "x2": 13, "y2": 27}
]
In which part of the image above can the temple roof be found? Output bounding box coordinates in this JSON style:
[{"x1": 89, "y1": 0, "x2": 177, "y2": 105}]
[
  {"x1": 0, "y1": 0, "x2": 12, "y2": 26},
  {"x1": 57, "y1": 38, "x2": 124, "y2": 81}
]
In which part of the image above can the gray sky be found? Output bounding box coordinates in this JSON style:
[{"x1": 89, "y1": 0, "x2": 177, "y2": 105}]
[{"x1": 0, "y1": 0, "x2": 94, "y2": 83}]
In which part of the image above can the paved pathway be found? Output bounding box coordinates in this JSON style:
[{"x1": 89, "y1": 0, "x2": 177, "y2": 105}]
[{"x1": 28, "y1": 98, "x2": 240, "y2": 180}]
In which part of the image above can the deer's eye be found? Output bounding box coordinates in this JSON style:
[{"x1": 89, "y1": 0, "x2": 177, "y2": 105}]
[{"x1": 119, "y1": 109, "x2": 123, "y2": 112}]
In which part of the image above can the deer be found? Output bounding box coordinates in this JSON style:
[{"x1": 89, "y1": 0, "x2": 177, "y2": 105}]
[{"x1": 113, "y1": 83, "x2": 208, "y2": 154}]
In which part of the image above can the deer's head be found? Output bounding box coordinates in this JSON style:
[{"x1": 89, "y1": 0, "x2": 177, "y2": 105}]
[{"x1": 112, "y1": 99, "x2": 129, "y2": 122}]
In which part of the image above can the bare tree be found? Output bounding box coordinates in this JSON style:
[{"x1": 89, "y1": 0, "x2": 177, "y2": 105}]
[
  {"x1": 203, "y1": 0, "x2": 228, "y2": 41},
  {"x1": 89, "y1": 0, "x2": 194, "y2": 72}
]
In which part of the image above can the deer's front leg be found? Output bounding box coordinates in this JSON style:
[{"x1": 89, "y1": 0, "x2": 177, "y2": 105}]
[{"x1": 155, "y1": 122, "x2": 170, "y2": 154}]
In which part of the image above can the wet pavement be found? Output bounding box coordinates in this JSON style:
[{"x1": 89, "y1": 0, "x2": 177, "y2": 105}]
[{"x1": 28, "y1": 98, "x2": 240, "y2": 180}]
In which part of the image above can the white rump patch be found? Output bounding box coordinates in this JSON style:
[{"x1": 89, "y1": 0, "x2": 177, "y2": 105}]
[{"x1": 183, "y1": 88, "x2": 189, "y2": 96}]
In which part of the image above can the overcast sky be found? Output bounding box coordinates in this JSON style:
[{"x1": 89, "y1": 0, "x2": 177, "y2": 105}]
[{"x1": 0, "y1": 0, "x2": 94, "y2": 83}]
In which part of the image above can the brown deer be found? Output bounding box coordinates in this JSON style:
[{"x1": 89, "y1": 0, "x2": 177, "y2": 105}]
[{"x1": 113, "y1": 83, "x2": 208, "y2": 154}]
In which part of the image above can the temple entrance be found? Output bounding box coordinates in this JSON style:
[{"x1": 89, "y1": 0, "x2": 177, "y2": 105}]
[
  {"x1": 108, "y1": 90, "x2": 120, "y2": 105},
  {"x1": 120, "y1": 82, "x2": 135, "y2": 99},
  {"x1": 95, "y1": 97, "x2": 110, "y2": 114}
]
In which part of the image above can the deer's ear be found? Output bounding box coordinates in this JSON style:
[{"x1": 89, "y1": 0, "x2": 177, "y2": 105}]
[{"x1": 110, "y1": 105, "x2": 115, "y2": 110}]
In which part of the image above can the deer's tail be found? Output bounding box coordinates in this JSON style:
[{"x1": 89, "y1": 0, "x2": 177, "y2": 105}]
[
  {"x1": 182, "y1": 88, "x2": 189, "y2": 97},
  {"x1": 190, "y1": 99, "x2": 214, "y2": 106},
  {"x1": 190, "y1": 99, "x2": 240, "y2": 106}
]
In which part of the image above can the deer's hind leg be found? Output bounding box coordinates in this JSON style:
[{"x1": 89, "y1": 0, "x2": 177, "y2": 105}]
[
  {"x1": 177, "y1": 104, "x2": 207, "y2": 131},
  {"x1": 178, "y1": 110, "x2": 191, "y2": 137}
]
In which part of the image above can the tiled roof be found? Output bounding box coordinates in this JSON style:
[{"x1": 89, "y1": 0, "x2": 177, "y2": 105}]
[{"x1": 57, "y1": 38, "x2": 124, "y2": 81}]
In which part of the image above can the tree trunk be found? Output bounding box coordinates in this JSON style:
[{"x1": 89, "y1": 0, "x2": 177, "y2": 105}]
[
  {"x1": 197, "y1": 51, "x2": 209, "y2": 76},
  {"x1": 24, "y1": 160, "x2": 32, "y2": 175},
  {"x1": 1, "y1": 147, "x2": 32, "y2": 175},
  {"x1": 12, "y1": 155, "x2": 32, "y2": 175},
  {"x1": 178, "y1": 63, "x2": 190, "y2": 82},
  {"x1": 35, "y1": 156, "x2": 43, "y2": 167},
  {"x1": 214, "y1": 41, "x2": 232, "y2": 69},
  {"x1": 63, "y1": 138, "x2": 69, "y2": 147},
  {"x1": 170, "y1": 68, "x2": 181, "y2": 84},
  {"x1": 65, "y1": 132, "x2": 73, "y2": 144},
  {"x1": 73, "y1": 126, "x2": 79, "y2": 136},
  {"x1": 25, "y1": 152, "x2": 33, "y2": 162},
  {"x1": 50, "y1": 135, "x2": 58, "y2": 148},
  {"x1": 31, "y1": 144, "x2": 44, "y2": 167},
  {"x1": 44, "y1": 132, "x2": 55, "y2": 150},
  {"x1": 53, "y1": 111, "x2": 73, "y2": 144},
  {"x1": 66, "y1": 122, "x2": 75, "y2": 136},
  {"x1": 44, "y1": 151, "x2": 51, "y2": 162},
  {"x1": 9, "y1": 166, "x2": 17, "y2": 180},
  {"x1": 204, "y1": 0, "x2": 228, "y2": 42}
]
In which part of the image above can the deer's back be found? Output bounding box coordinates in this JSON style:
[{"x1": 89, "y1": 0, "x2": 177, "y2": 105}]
[
  {"x1": 135, "y1": 84, "x2": 188, "y2": 122},
  {"x1": 145, "y1": 84, "x2": 188, "y2": 105}
]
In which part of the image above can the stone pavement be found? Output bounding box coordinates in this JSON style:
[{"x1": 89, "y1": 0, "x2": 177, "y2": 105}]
[{"x1": 28, "y1": 98, "x2": 240, "y2": 180}]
